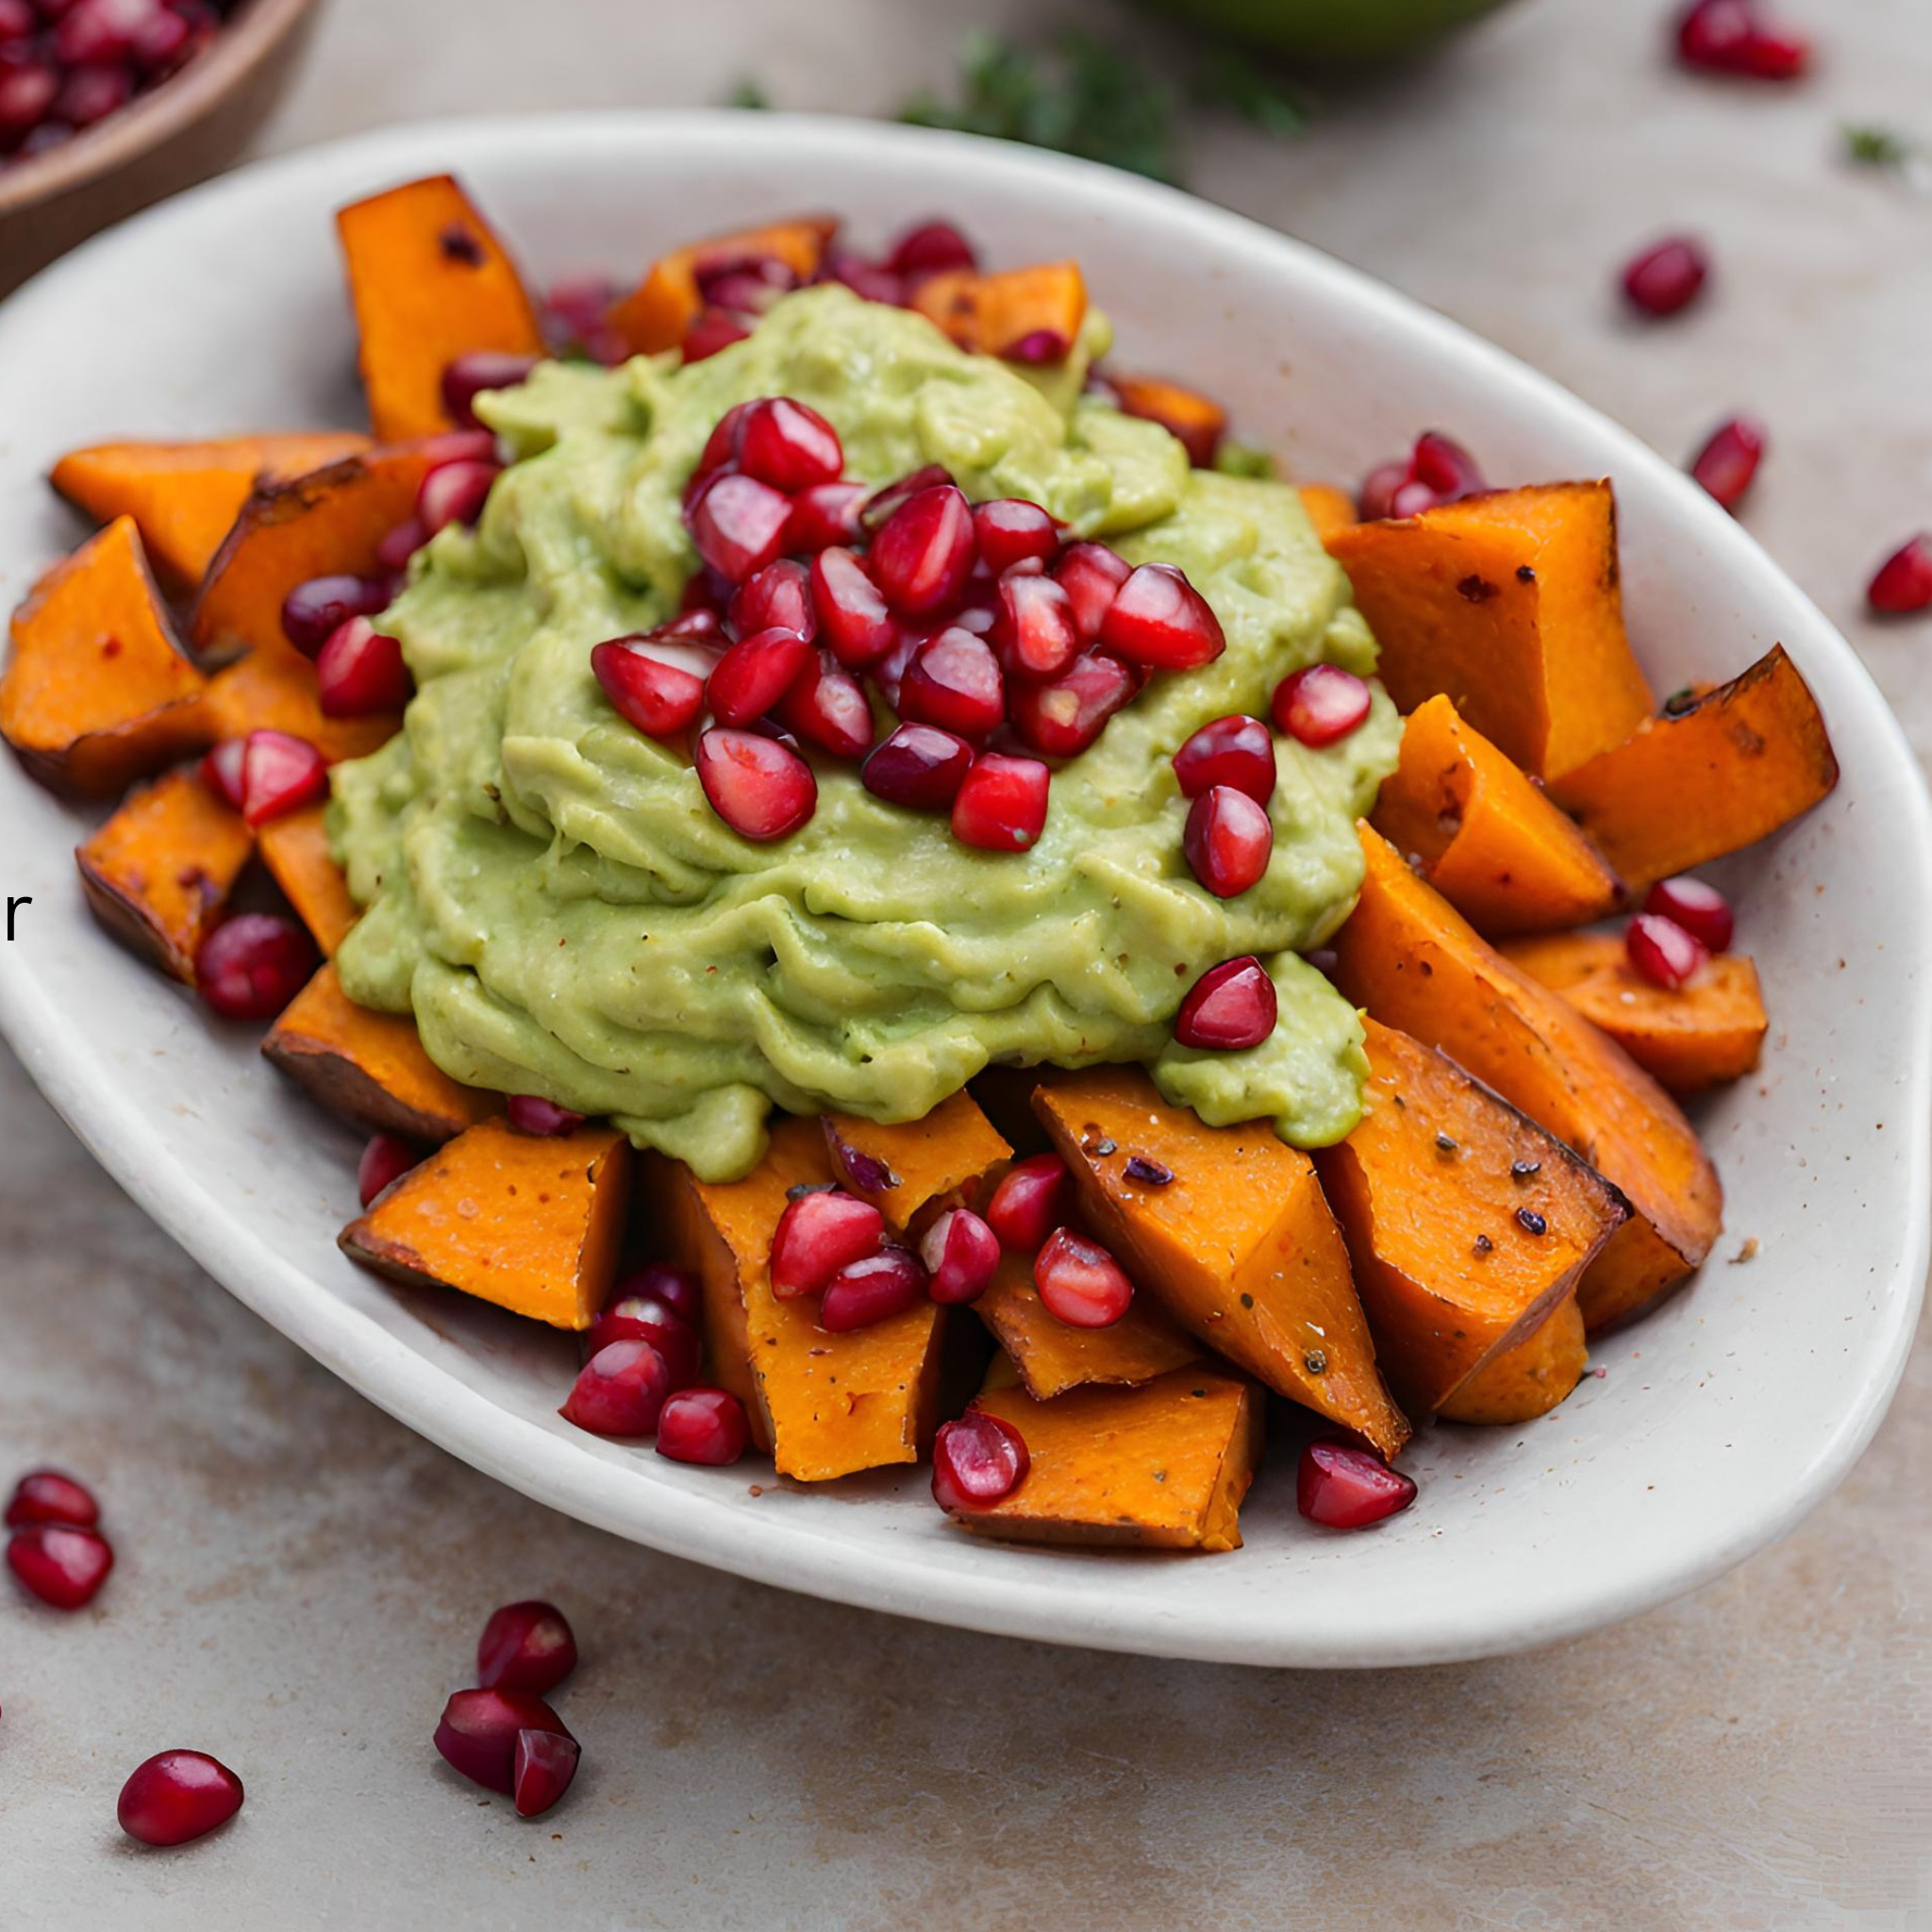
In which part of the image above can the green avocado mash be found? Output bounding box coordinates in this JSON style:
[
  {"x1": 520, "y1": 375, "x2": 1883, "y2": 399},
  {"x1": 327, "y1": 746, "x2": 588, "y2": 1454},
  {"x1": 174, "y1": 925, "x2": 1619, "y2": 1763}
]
[{"x1": 329, "y1": 284, "x2": 1396, "y2": 1182}]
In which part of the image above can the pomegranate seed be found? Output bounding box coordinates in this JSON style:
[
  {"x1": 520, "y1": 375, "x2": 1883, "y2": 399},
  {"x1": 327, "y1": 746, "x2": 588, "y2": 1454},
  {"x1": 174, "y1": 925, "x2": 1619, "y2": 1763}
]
[
  {"x1": 5, "y1": 1470, "x2": 99, "y2": 1529},
  {"x1": 900, "y1": 627, "x2": 1005, "y2": 739},
  {"x1": 281, "y1": 573, "x2": 389, "y2": 657},
  {"x1": 1272, "y1": 664, "x2": 1372, "y2": 748},
  {"x1": 870, "y1": 628, "x2": 922, "y2": 712},
  {"x1": 819, "y1": 1246, "x2": 929, "y2": 1332},
  {"x1": 543, "y1": 274, "x2": 621, "y2": 346},
  {"x1": 694, "y1": 252, "x2": 796, "y2": 307},
  {"x1": 919, "y1": 1208, "x2": 1002, "y2": 1305},
  {"x1": 0, "y1": 0, "x2": 37, "y2": 42},
  {"x1": 1644, "y1": 875, "x2": 1735, "y2": 951},
  {"x1": 707, "y1": 627, "x2": 813, "y2": 727},
  {"x1": 1053, "y1": 541, "x2": 1131, "y2": 640},
  {"x1": 985, "y1": 1154, "x2": 1069, "y2": 1251},
  {"x1": 1623, "y1": 237, "x2": 1709, "y2": 318},
  {"x1": 1006, "y1": 329, "x2": 1069, "y2": 365},
  {"x1": 1690, "y1": 415, "x2": 1766, "y2": 511},
  {"x1": 1184, "y1": 786, "x2": 1274, "y2": 898},
  {"x1": 655, "y1": 1387, "x2": 751, "y2": 1466},
  {"x1": 434, "y1": 1687, "x2": 574, "y2": 1795},
  {"x1": 819, "y1": 250, "x2": 907, "y2": 305},
  {"x1": 693, "y1": 400, "x2": 758, "y2": 483},
  {"x1": 687, "y1": 471, "x2": 791, "y2": 585},
  {"x1": 612, "y1": 1261, "x2": 701, "y2": 1325},
  {"x1": 861, "y1": 723, "x2": 975, "y2": 811},
  {"x1": 1034, "y1": 1227, "x2": 1136, "y2": 1327},
  {"x1": 931, "y1": 1411, "x2": 1028, "y2": 1512},
  {"x1": 585, "y1": 1292, "x2": 699, "y2": 1386},
  {"x1": 316, "y1": 616, "x2": 410, "y2": 716},
  {"x1": 1410, "y1": 431, "x2": 1486, "y2": 500},
  {"x1": 127, "y1": 2, "x2": 192, "y2": 72},
  {"x1": 375, "y1": 519, "x2": 429, "y2": 572},
  {"x1": 972, "y1": 498, "x2": 1060, "y2": 575},
  {"x1": 194, "y1": 914, "x2": 316, "y2": 1021},
  {"x1": 1174, "y1": 956, "x2": 1277, "y2": 1051},
  {"x1": 775, "y1": 651, "x2": 874, "y2": 758},
  {"x1": 476, "y1": 1600, "x2": 577, "y2": 1695},
  {"x1": 869, "y1": 484, "x2": 977, "y2": 617},
  {"x1": 52, "y1": 0, "x2": 151, "y2": 61},
  {"x1": 513, "y1": 1728, "x2": 580, "y2": 1819},
  {"x1": 809, "y1": 546, "x2": 900, "y2": 668},
  {"x1": 1098, "y1": 562, "x2": 1225, "y2": 670},
  {"x1": 1390, "y1": 480, "x2": 1441, "y2": 518},
  {"x1": 1625, "y1": 912, "x2": 1708, "y2": 990},
  {"x1": 695, "y1": 727, "x2": 817, "y2": 841},
  {"x1": 417, "y1": 458, "x2": 499, "y2": 535},
  {"x1": 441, "y1": 352, "x2": 539, "y2": 430},
  {"x1": 53, "y1": 58, "x2": 130, "y2": 126},
  {"x1": 1869, "y1": 536, "x2": 1932, "y2": 615},
  {"x1": 995, "y1": 570, "x2": 1082, "y2": 680},
  {"x1": 728, "y1": 559, "x2": 815, "y2": 643},
  {"x1": 558, "y1": 1339, "x2": 673, "y2": 1437},
  {"x1": 1173, "y1": 713, "x2": 1276, "y2": 803},
  {"x1": 736, "y1": 397, "x2": 843, "y2": 491},
  {"x1": 822, "y1": 1119, "x2": 902, "y2": 1198},
  {"x1": 771, "y1": 1187, "x2": 885, "y2": 1297},
  {"x1": 0, "y1": 62, "x2": 58, "y2": 142},
  {"x1": 235, "y1": 729, "x2": 325, "y2": 827},
  {"x1": 861, "y1": 465, "x2": 954, "y2": 535},
  {"x1": 682, "y1": 308, "x2": 751, "y2": 363},
  {"x1": 116, "y1": 1750, "x2": 244, "y2": 1847},
  {"x1": 952, "y1": 753, "x2": 1050, "y2": 852},
  {"x1": 1007, "y1": 650, "x2": 1139, "y2": 758},
  {"x1": 889, "y1": 219, "x2": 977, "y2": 282},
  {"x1": 507, "y1": 1094, "x2": 585, "y2": 1136},
  {"x1": 358, "y1": 1131, "x2": 419, "y2": 1207},
  {"x1": 1676, "y1": 0, "x2": 1809, "y2": 79},
  {"x1": 591, "y1": 638, "x2": 708, "y2": 739},
  {"x1": 1297, "y1": 1439, "x2": 1417, "y2": 1529},
  {"x1": 1357, "y1": 460, "x2": 1411, "y2": 522},
  {"x1": 784, "y1": 480, "x2": 867, "y2": 554},
  {"x1": 199, "y1": 735, "x2": 246, "y2": 808},
  {"x1": 7, "y1": 1521, "x2": 113, "y2": 1608}
]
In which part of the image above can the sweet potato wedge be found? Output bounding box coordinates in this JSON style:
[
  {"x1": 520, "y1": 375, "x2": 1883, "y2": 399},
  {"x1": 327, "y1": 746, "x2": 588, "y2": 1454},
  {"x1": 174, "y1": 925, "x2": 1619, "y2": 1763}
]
[
  {"x1": 957, "y1": 1362, "x2": 1262, "y2": 1553},
  {"x1": 1298, "y1": 483, "x2": 1357, "y2": 547},
  {"x1": 1, "y1": 518, "x2": 210, "y2": 795},
  {"x1": 1500, "y1": 931, "x2": 1768, "y2": 1094},
  {"x1": 1332, "y1": 826, "x2": 1723, "y2": 1332},
  {"x1": 1436, "y1": 1293, "x2": 1589, "y2": 1424},
  {"x1": 641, "y1": 1118, "x2": 957, "y2": 1480},
  {"x1": 821, "y1": 1091, "x2": 1011, "y2": 1236},
  {"x1": 976, "y1": 1248, "x2": 1200, "y2": 1400},
  {"x1": 340, "y1": 1117, "x2": 628, "y2": 1330},
  {"x1": 1034, "y1": 1068, "x2": 1410, "y2": 1460},
  {"x1": 605, "y1": 215, "x2": 839, "y2": 358},
  {"x1": 200, "y1": 650, "x2": 398, "y2": 765},
  {"x1": 336, "y1": 175, "x2": 547, "y2": 441},
  {"x1": 1109, "y1": 374, "x2": 1227, "y2": 468},
  {"x1": 910, "y1": 262, "x2": 1088, "y2": 360},
  {"x1": 50, "y1": 433, "x2": 371, "y2": 591},
  {"x1": 257, "y1": 804, "x2": 359, "y2": 956},
  {"x1": 1327, "y1": 481, "x2": 1654, "y2": 783},
  {"x1": 1371, "y1": 693, "x2": 1625, "y2": 936},
  {"x1": 1313, "y1": 1017, "x2": 1628, "y2": 1418},
  {"x1": 1546, "y1": 646, "x2": 1839, "y2": 891},
  {"x1": 75, "y1": 764, "x2": 251, "y2": 981},
  {"x1": 264, "y1": 962, "x2": 498, "y2": 1141}
]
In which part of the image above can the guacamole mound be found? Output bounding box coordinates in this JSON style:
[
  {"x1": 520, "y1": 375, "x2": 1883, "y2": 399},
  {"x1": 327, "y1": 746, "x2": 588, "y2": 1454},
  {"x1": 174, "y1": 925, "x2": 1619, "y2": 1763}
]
[{"x1": 330, "y1": 285, "x2": 1397, "y2": 1181}]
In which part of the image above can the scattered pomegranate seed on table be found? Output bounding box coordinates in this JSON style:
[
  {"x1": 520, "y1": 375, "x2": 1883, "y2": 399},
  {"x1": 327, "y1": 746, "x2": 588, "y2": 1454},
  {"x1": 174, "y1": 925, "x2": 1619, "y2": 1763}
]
[
  {"x1": 1626, "y1": 911, "x2": 1709, "y2": 989},
  {"x1": 511, "y1": 1728, "x2": 579, "y2": 1818},
  {"x1": 1033, "y1": 1228, "x2": 1136, "y2": 1328},
  {"x1": 657, "y1": 1388, "x2": 753, "y2": 1466},
  {"x1": 1272, "y1": 664, "x2": 1373, "y2": 749},
  {"x1": 1174, "y1": 957, "x2": 1278, "y2": 1052},
  {"x1": 1296, "y1": 1439, "x2": 1418, "y2": 1529},
  {"x1": 1867, "y1": 536, "x2": 1932, "y2": 615},
  {"x1": 1674, "y1": 0, "x2": 1810, "y2": 79},
  {"x1": 1690, "y1": 416, "x2": 1767, "y2": 511},
  {"x1": 193, "y1": 914, "x2": 316, "y2": 1021},
  {"x1": 1184, "y1": 785, "x2": 1274, "y2": 898},
  {"x1": 985, "y1": 1154, "x2": 1070, "y2": 1251},
  {"x1": 357, "y1": 1132, "x2": 420, "y2": 1208},
  {"x1": 116, "y1": 1750, "x2": 244, "y2": 1848},
  {"x1": 1622, "y1": 236, "x2": 1710, "y2": 319},
  {"x1": 5, "y1": 1468, "x2": 99, "y2": 1529},
  {"x1": 7, "y1": 1520, "x2": 114, "y2": 1608},
  {"x1": 1644, "y1": 875, "x2": 1736, "y2": 951},
  {"x1": 476, "y1": 1600, "x2": 577, "y2": 1696},
  {"x1": 434, "y1": 1687, "x2": 575, "y2": 1796},
  {"x1": 558, "y1": 1339, "x2": 674, "y2": 1438},
  {"x1": 920, "y1": 1208, "x2": 1003, "y2": 1305},
  {"x1": 932, "y1": 1412, "x2": 1029, "y2": 1513},
  {"x1": 770, "y1": 1187, "x2": 886, "y2": 1298},
  {"x1": 819, "y1": 1246, "x2": 929, "y2": 1332}
]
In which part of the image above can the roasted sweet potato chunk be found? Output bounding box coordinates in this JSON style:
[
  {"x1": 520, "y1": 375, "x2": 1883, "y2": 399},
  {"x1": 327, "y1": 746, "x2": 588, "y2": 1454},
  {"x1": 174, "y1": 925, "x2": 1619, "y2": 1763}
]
[
  {"x1": 958, "y1": 1363, "x2": 1262, "y2": 1553},
  {"x1": 641, "y1": 1118, "x2": 955, "y2": 1480},
  {"x1": 1034, "y1": 1068, "x2": 1410, "y2": 1460},
  {"x1": 1501, "y1": 931, "x2": 1768, "y2": 1093},
  {"x1": 976, "y1": 1249, "x2": 1199, "y2": 1399},
  {"x1": 910, "y1": 262, "x2": 1088, "y2": 360},
  {"x1": 264, "y1": 962, "x2": 498, "y2": 1141},
  {"x1": 1298, "y1": 483, "x2": 1357, "y2": 547},
  {"x1": 1371, "y1": 694, "x2": 1625, "y2": 936},
  {"x1": 336, "y1": 175, "x2": 546, "y2": 441},
  {"x1": 1109, "y1": 374, "x2": 1226, "y2": 468},
  {"x1": 2, "y1": 518, "x2": 209, "y2": 795},
  {"x1": 75, "y1": 764, "x2": 251, "y2": 981},
  {"x1": 1329, "y1": 481, "x2": 1654, "y2": 783},
  {"x1": 50, "y1": 433, "x2": 372, "y2": 591},
  {"x1": 1547, "y1": 646, "x2": 1838, "y2": 891},
  {"x1": 1436, "y1": 1294, "x2": 1589, "y2": 1424},
  {"x1": 606, "y1": 215, "x2": 839, "y2": 357},
  {"x1": 257, "y1": 804, "x2": 359, "y2": 955},
  {"x1": 821, "y1": 1091, "x2": 1010, "y2": 1235},
  {"x1": 1313, "y1": 1017, "x2": 1628, "y2": 1418},
  {"x1": 1332, "y1": 826, "x2": 1723, "y2": 1332}
]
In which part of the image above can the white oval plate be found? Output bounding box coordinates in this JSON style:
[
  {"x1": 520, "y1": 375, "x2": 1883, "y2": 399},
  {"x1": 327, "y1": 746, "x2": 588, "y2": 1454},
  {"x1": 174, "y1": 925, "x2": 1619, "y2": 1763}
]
[{"x1": 1, "y1": 114, "x2": 1925, "y2": 1668}]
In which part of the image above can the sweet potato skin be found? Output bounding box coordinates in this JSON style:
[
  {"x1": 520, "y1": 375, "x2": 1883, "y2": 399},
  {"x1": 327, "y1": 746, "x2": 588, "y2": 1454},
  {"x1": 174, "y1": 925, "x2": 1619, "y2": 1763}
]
[
  {"x1": 1332, "y1": 826, "x2": 1723, "y2": 1333},
  {"x1": 606, "y1": 216, "x2": 839, "y2": 357},
  {"x1": 1502, "y1": 932, "x2": 1768, "y2": 1094},
  {"x1": 821, "y1": 1091, "x2": 1010, "y2": 1236},
  {"x1": 75, "y1": 764, "x2": 252, "y2": 981},
  {"x1": 257, "y1": 804, "x2": 359, "y2": 956},
  {"x1": 959, "y1": 1364, "x2": 1262, "y2": 1553},
  {"x1": 1109, "y1": 375, "x2": 1226, "y2": 468},
  {"x1": 1034, "y1": 1068, "x2": 1410, "y2": 1460},
  {"x1": 1313, "y1": 1017, "x2": 1627, "y2": 1418},
  {"x1": 340, "y1": 1117, "x2": 628, "y2": 1330},
  {"x1": 976, "y1": 1248, "x2": 1199, "y2": 1399},
  {"x1": 1436, "y1": 1294, "x2": 1589, "y2": 1424},
  {"x1": 1372, "y1": 693, "x2": 1625, "y2": 936},
  {"x1": 1547, "y1": 646, "x2": 1839, "y2": 891},
  {"x1": 910, "y1": 262, "x2": 1088, "y2": 360},
  {"x1": 336, "y1": 175, "x2": 546, "y2": 441}
]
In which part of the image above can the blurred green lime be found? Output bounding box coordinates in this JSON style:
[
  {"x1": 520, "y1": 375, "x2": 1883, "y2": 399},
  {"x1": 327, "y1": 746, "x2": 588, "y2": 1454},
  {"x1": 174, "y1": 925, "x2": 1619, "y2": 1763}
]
[{"x1": 1139, "y1": 0, "x2": 1518, "y2": 62}]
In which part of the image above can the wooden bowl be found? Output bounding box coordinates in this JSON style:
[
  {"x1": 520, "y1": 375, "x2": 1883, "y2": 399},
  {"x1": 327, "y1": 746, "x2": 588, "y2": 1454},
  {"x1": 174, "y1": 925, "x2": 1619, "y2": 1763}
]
[{"x1": 0, "y1": 0, "x2": 325, "y2": 300}]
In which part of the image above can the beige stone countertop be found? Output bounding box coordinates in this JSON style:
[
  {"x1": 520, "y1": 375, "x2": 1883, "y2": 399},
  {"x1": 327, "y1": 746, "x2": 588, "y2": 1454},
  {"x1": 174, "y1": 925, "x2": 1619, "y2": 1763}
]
[{"x1": 3, "y1": 0, "x2": 1928, "y2": 1924}]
